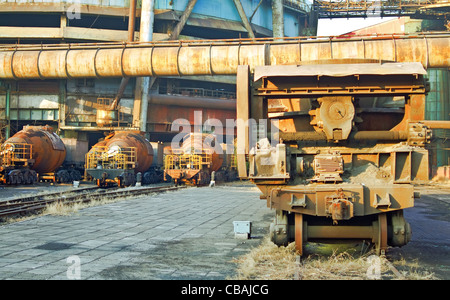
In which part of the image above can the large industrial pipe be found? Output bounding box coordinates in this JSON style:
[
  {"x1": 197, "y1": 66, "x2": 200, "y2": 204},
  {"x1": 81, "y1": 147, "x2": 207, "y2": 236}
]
[
  {"x1": 420, "y1": 120, "x2": 450, "y2": 129},
  {"x1": 1, "y1": 33, "x2": 450, "y2": 79},
  {"x1": 279, "y1": 130, "x2": 409, "y2": 141}
]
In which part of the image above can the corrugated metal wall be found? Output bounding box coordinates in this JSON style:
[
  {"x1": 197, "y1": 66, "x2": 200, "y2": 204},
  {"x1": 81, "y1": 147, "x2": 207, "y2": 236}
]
[{"x1": 426, "y1": 68, "x2": 450, "y2": 171}]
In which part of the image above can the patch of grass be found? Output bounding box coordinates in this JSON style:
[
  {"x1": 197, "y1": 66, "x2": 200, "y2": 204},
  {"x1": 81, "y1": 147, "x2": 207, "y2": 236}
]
[
  {"x1": 43, "y1": 200, "x2": 83, "y2": 216},
  {"x1": 230, "y1": 237, "x2": 298, "y2": 280},
  {"x1": 231, "y1": 237, "x2": 438, "y2": 280},
  {"x1": 42, "y1": 196, "x2": 122, "y2": 216}
]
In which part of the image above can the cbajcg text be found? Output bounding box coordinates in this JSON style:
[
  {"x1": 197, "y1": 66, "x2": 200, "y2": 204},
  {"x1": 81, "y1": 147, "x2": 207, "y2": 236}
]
[{"x1": 226, "y1": 285, "x2": 269, "y2": 296}]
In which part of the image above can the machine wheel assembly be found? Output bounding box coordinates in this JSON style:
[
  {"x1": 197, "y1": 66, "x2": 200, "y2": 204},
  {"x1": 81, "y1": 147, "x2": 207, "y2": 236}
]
[{"x1": 270, "y1": 210, "x2": 411, "y2": 256}]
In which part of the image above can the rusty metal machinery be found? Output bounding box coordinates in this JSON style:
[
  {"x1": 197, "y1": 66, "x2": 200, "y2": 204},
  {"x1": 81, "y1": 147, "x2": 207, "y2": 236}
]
[
  {"x1": 85, "y1": 131, "x2": 161, "y2": 187},
  {"x1": 0, "y1": 142, "x2": 35, "y2": 185},
  {"x1": 236, "y1": 61, "x2": 450, "y2": 255},
  {"x1": 0, "y1": 125, "x2": 78, "y2": 184},
  {"x1": 164, "y1": 133, "x2": 225, "y2": 186},
  {"x1": 163, "y1": 133, "x2": 238, "y2": 186}
]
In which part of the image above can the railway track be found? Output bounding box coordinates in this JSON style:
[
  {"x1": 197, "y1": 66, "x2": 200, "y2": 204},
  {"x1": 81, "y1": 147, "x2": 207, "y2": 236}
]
[{"x1": 0, "y1": 184, "x2": 186, "y2": 221}]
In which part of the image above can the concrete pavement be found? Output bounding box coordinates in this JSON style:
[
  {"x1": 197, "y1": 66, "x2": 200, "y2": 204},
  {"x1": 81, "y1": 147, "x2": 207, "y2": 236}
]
[{"x1": 0, "y1": 183, "x2": 273, "y2": 280}]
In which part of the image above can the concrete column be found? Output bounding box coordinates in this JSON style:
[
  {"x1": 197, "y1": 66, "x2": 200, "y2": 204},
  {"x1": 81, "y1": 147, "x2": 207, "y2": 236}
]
[
  {"x1": 140, "y1": 0, "x2": 155, "y2": 43},
  {"x1": 135, "y1": 0, "x2": 155, "y2": 133},
  {"x1": 272, "y1": 0, "x2": 284, "y2": 38}
]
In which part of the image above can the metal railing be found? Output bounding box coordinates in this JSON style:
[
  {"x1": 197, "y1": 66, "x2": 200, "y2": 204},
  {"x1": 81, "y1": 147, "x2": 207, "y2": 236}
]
[
  {"x1": 160, "y1": 87, "x2": 236, "y2": 100},
  {"x1": 0, "y1": 143, "x2": 32, "y2": 167},
  {"x1": 283, "y1": 0, "x2": 312, "y2": 12},
  {"x1": 313, "y1": 0, "x2": 446, "y2": 17},
  {"x1": 164, "y1": 153, "x2": 212, "y2": 170},
  {"x1": 85, "y1": 146, "x2": 136, "y2": 170}
]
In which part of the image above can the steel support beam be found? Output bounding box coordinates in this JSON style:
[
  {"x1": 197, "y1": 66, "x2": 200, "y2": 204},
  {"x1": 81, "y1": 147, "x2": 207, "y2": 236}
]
[
  {"x1": 111, "y1": 0, "x2": 137, "y2": 111},
  {"x1": 232, "y1": 0, "x2": 255, "y2": 38},
  {"x1": 236, "y1": 65, "x2": 251, "y2": 178},
  {"x1": 169, "y1": 0, "x2": 198, "y2": 40},
  {"x1": 249, "y1": 0, "x2": 264, "y2": 23},
  {"x1": 5, "y1": 83, "x2": 10, "y2": 139}
]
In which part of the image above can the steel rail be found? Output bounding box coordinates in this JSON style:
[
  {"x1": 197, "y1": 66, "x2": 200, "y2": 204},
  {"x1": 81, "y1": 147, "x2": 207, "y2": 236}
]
[
  {"x1": 1, "y1": 33, "x2": 450, "y2": 80},
  {"x1": 0, "y1": 184, "x2": 186, "y2": 220}
]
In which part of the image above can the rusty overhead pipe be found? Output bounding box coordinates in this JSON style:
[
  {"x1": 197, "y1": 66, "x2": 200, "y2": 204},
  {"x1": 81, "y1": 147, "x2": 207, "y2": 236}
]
[{"x1": 1, "y1": 33, "x2": 450, "y2": 80}]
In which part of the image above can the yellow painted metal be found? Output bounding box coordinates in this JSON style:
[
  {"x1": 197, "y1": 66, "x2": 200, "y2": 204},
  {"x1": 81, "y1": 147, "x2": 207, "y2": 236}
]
[
  {"x1": 85, "y1": 146, "x2": 137, "y2": 170},
  {"x1": 0, "y1": 143, "x2": 33, "y2": 167},
  {"x1": 165, "y1": 153, "x2": 212, "y2": 171}
]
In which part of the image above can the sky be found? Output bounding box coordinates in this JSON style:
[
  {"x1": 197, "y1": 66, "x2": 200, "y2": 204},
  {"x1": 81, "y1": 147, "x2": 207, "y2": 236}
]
[{"x1": 317, "y1": 17, "x2": 397, "y2": 36}]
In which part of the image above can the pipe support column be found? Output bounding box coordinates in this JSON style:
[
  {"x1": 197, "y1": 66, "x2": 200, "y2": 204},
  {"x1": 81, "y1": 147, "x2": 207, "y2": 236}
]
[
  {"x1": 136, "y1": 0, "x2": 155, "y2": 133},
  {"x1": 272, "y1": 0, "x2": 284, "y2": 38}
]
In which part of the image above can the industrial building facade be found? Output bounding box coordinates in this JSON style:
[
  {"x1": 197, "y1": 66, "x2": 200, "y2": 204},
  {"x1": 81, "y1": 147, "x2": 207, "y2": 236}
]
[
  {"x1": 0, "y1": 0, "x2": 448, "y2": 176},
  {"x1": 0, "y1": 0, "x2": 315, "y2": 168}
]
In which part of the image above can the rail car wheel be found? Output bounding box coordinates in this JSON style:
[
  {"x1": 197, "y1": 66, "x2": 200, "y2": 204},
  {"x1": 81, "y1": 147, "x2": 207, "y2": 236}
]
[
  {"x1": 7, "y1": 170, "x2": 22, "y2": 185},
  {"x1": 199, "y1": 170, "x2": 211, "y2": 186},
  {"x1": 29, "y1": 170, "x2": 37, "y2": 184},
  {"x1": 22, "y1": 170, "x2": 31, "y2": 184},
  {"x1": 69, "y1": 169, "x2": 82, "y2": 182},
  {"x1": 270, "y1": 212, "x2": 306, "y2": 255},
  {"x1": 56, "y1": 170, "x2": 71, "y2": 183},
  {"x1": 16, "y1": 172, "x2": 23, "y2": 185},
  {"x1": 8, "y1": 174, "x2": 15, "y2": 185},
  {"x1": 270, "y1": 210, "x2": 289, "y2": 247},
  {"x1": 117, "y1": 172, "x2": 136, "y2": 187}
]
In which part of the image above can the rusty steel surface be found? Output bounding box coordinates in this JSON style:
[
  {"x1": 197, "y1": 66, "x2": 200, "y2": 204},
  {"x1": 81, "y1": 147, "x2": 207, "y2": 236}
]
[
  {"x1": 165, "y1": 169, "x2": 200, "y2": 181},
  {"x1": 255, "y1": 62, "x2": 428, "y2": 98},
  {"x1": 1, "y1": 33, "x2": 450, "y2": 79},
  {"x1": 94, "y1": 131, "x2": 154, "y2": 173},
  {"x1": 420, "y1": 120, "x2": 450, "y2": 129},
  {"x1": 236, "y1": 61, "x2": 434, "y2": 254},
  {"x1": 254, "y1": 61, "x2": 428, "y2": 80},
  {"x1": 266, "y1": 184, "x2": 415, "y2": 217},
  {"x1": 4, "y1": 125, "x2": 66, "y2": 174},
  {"x1": 295, "y1": 213, "x2": 303, "y2": 255},
  {"x1": 180, "y1": 133, "x2": 224, "y2": 173}
]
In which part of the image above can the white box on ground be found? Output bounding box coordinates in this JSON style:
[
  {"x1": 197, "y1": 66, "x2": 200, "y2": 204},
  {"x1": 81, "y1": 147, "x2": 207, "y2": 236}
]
[{"x1": 233, "y1": 221, "x2": 251, "y2": 239}]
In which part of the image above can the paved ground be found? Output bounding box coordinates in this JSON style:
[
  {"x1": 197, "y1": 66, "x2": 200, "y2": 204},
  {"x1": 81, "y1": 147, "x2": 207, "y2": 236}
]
[
  {"x1": 0, "y1": 183, "x2": 273, "y2": 280},
  {"x1": 389, "y1": 184, "x2": 450, "y2": 279},
  {"x1": 0, "y1": 182, "x2": 448, "y2": 281}
]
